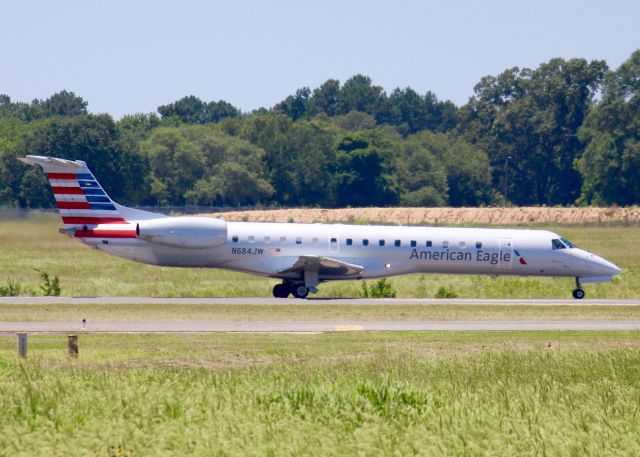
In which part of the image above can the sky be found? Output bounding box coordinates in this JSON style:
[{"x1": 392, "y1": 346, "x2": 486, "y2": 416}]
[{"x1": 2, "y1": 0, "x2": 639, "y2": 118}]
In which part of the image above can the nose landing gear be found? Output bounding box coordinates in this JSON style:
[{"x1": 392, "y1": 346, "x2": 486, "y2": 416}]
[
  {"x1": 572, "y1": 278, "x2": 585, "y2": 299},
  {"x1": 272, "y1": 281, "x2": 310, "y2": 299}
]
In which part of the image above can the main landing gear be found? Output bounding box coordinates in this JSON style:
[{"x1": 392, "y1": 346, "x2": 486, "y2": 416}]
[
  {"x1": 572, "y1": 277, "x2": 585, "y2": 300},
  {"x1": 272, "y1": 281, "x2": 310, "y2": 299}
]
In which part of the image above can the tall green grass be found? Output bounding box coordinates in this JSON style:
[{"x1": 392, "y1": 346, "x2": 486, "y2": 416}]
[
  {"x1": 0, "y1": 213, "x2": 638, "y2": 298},
  {"x1": 0, "y1": 332, "x2": 639, "y2": 456}
]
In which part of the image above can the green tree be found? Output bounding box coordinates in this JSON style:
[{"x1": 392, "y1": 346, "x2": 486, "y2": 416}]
[
  {"x1": 376, "y1": 87, "x2": 458, "y2": 135},
  {"x1": 0, "y1": 117, "x2": 33, "y2": 157},
  {"x1": 0, "y1": 91, "x2": 88, "y2": 121},
  {"x1": 35, "y1": 90, "x2": 88, "y2": 117},
  {"x1": 185, "y1": 161, "x2": 273, "y2": 206},
  {"x1": 206, "y1": 100, "x2": 241, "y2": 122},
  {"x1": 396, "y1": 135, "x2": 448, "y2": 206},
  {"x1": 117, "y1": 113, "x2": 161, "y2": 147},
  {"x1": 332, "y1": 131, "x2": 399, "y2": 207},
  {"x1": 158, "y1": 96, "x2": 206, "y2": 124},
  {"x1": 329, "y1": 111, "x2": 377, "y2": 131},
  {"x1": 140, "y1": 124, "x2": 271, "y2": 205},
  {"x1": 422, "y1": 91, "x2": 457, "y2": 133},
  {"x1": 576, "y1": 50, "x2": 640, "y2": 204},
  {"x1": 239, "y1": 114, "x2": 296, "y2": 203},
  {"x1": 158, "y1": 96, "x2": 240, "y2": 124},
  {"x1": 0, "y1": 95, "x2": 36, "y2": 121},
  {"x1": 398, "y1": 131, "x2": 493, "y2": 206},
  {"x1": 307, "y1": 79, "x2": 341, "y2": 116},
  {"x1": 458, "y1": 58, "x2": 607, "y2": 205},
  {"x1": 338, "y1": 75, "x2": 385, "y2": 116},
  {"x1": 239, "y1": 114, "x2": 337, "y2": 206},
  {"x1": 274, "y1": 87, "x2": 311, "y2": 121}
]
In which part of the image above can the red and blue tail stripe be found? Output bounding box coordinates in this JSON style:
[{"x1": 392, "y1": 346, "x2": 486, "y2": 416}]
[{"x1": 46, "y1": 171, "x2": 128, "y2": 226}]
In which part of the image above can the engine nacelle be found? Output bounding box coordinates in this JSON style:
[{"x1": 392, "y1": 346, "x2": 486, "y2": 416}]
[{"x1": 136, "y1": 217, "x2": 227, "y2": 249}]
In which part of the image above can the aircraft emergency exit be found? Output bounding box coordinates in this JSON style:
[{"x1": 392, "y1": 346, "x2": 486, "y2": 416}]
[{"x1": 21, "y1": 155, "x2": 622, "y2": 299}]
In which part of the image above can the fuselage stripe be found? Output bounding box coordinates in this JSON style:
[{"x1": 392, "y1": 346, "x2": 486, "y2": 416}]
[
  {"x1": 62, "y1": 217, "x2": 128, "y2": 225},
  {"x1": 74, "y1": 229, "x2": 137, "y2": 239}
]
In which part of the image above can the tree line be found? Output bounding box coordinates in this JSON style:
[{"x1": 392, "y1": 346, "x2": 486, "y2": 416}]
[{"x1": 1, "y1": 50, "x2": 638, "y2": 209}]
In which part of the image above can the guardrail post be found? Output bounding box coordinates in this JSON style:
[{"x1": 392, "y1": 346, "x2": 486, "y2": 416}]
[
  {"x1": 68, "y1": 334, "x2": 78, "y2": 358},
  {"x1": 17, "y1": 333, "x2": 27, "y2": 358}
]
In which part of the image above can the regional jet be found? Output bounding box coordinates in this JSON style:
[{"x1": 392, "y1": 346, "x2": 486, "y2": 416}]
[{"x1": 21, "y1": 155, "x2": 622, "y2": 299}]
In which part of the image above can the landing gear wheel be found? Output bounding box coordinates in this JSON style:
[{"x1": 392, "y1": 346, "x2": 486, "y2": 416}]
[
  {"x1": 273, "y1": 284, "x2": 289, "y2": 298},
  {"x1": 572, "y1": 288, "x2": 585, "y2": 300},
  {"x1": 292, "y1": 284, "x2": 309, "y2": 299}
]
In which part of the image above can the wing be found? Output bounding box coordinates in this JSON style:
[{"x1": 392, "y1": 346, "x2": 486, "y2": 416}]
[{"x1": 278, "y1": 255, "x2": 365, "y2": 279}]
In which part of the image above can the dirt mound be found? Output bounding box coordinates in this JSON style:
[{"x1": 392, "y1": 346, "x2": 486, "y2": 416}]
[{"x1": 207, "y1": 207, "x2": 640, "y2": 225}]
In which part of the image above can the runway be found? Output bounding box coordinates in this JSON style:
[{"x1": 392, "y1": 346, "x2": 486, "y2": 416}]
[
  {"x1": 3, "y1": 296, "x2": 638, "y2": 334},
  {"x1": 1, "y1": 297, "x2": 639, "y2": 306},
  {"x1": 1, "y1": 320, "x2": 640, "y2": 333}
]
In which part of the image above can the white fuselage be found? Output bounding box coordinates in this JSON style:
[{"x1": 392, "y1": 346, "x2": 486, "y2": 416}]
[{"x1": 80, "y1": 219, "x2": 621, "y2": 283}]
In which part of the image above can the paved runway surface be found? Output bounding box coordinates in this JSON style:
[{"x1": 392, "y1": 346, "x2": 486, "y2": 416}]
[
  {"x1": 3, "y1": 297, "x2": 638, "y2": 333},
  {"x1": 2, "y1": 320, "x2": 640, "y2": 333},
  {"x1": 1, "y1": 297, "x2": 639, "y2": 306}
]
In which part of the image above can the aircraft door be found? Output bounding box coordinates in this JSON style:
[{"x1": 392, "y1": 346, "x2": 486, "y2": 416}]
[
  {"x1": 498, "y1": 238, "x2": 513, "y2": 269},
  {"x1": 329, "y1": 235, "x2": 339, "y2": 254}
]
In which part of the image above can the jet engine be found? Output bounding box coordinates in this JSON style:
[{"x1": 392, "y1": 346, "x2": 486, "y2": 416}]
[{"x1": 136, "y1": 217, "x2": 227, "y2": 249}]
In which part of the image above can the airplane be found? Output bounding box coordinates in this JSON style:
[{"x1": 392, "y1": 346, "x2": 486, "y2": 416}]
[{"x1": 20, "y1": 155, "x2": 622, "y2": 300}]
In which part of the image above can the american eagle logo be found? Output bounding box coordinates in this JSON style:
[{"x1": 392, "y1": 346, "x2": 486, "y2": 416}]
[{"x1": 514, "y1": 249, "x2": 527, "y2": 265}]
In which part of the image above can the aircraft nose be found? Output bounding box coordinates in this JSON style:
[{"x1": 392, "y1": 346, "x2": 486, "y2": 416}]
[{"x1": 588, "y1": 253, "x2": 622, "y2": 276}]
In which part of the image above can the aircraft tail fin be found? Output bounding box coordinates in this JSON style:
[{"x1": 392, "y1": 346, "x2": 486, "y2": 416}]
[{"x1": 20, "y1": 155, "x2": 163, "y2": 227}]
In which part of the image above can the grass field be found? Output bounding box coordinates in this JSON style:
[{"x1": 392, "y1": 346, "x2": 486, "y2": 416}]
[
  {"x1": 0, "y1": 212, "x2": 638, "y2": 298},
  {"x1": 1, "y1": 332, "x2": 639, "y2": 456}
]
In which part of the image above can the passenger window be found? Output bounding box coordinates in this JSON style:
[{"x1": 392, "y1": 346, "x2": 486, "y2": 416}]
[
  {"x1": 232, "y1": 235, "x2": 239, "y2": 243},
  {"x1": 394, "y1": 240, "x2": 401, "y2": 247},
  {"x1": 295, "y1": 237, "x2": 302, "y2": 244},
  {"x1": 363, "y1": 239, "x2": 369, "y2": 246},
  {"x1": 248, "y1": 235, "x2": 255, "y2": 243},
  {"x1": 410, "y1": 240, "x2": 417, "y2": 247},
  {"x1": 459, "y1": 241, "x2": 466, "y2": 249},
  {"x1": 476, "y1": 241, "x2": 482, "y2": 249},
  {"x1": 426, "y1": 241, "x2": 432, "y2": 248},
  {"x1": 552, "y1": 239, "x2": 566, "y2": 250},
  {"x1": 443, "y1": 241, "x2": 449, "y2": 249},
  {"x1": 379, "y1": 240, "x2": 385, "y2": 246},
  {"x1": 280, "y1": 236, "x2": 286, "y2": 244},
  {"x1": 346, "y1": 238, "x2": 353, "y2": 246},
  {"x1": 312, "y1": 237, "x2": 319, "y2": 245},
  {"x1": 264, "y1": 236, "x2": 271, "y2": 244}
]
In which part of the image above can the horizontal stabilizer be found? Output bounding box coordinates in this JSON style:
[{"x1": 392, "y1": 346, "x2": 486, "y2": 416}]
[{"x1": 19, "y1": 155, "x2": 84, "y2": 169}]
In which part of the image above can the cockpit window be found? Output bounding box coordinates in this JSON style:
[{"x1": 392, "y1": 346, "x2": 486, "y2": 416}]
[
  {"x1": 552, "y1": 238, "x2": 575, "y2": 250},
  {"x1": 560, "y1": 238, "x2": 575, "y2": 248}
]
